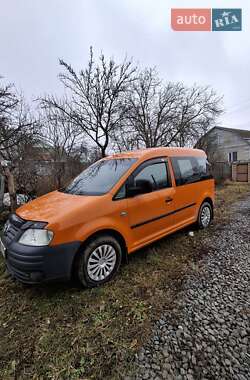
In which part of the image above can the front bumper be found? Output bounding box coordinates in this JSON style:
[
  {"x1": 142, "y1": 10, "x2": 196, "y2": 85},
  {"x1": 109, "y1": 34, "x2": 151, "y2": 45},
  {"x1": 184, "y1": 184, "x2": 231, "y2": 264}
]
[
  {"x1": 1, "y1": 214, "x2": 81, "y2": 284},
  {"x1": 4, "y1": 240, "x2": 81, "y2": 284}
]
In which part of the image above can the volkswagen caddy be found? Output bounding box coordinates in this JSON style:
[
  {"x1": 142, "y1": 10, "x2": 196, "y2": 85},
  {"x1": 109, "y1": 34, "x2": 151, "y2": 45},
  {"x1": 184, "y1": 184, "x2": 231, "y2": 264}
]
[{"x1": 1, "y1": 147, "x2": 214, "y2": 287}]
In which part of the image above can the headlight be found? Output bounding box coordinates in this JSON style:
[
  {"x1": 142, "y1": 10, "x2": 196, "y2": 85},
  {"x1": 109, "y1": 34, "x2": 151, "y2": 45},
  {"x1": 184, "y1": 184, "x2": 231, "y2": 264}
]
[{"x1": 18, "y1": 229, "x2": 54, "y2": 246}]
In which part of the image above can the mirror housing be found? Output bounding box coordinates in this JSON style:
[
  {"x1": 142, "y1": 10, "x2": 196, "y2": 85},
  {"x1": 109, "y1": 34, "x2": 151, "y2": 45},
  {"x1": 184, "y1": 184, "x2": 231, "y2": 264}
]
[{"x1": 126, "y1": 179, "x2": 153, "y2": 197}]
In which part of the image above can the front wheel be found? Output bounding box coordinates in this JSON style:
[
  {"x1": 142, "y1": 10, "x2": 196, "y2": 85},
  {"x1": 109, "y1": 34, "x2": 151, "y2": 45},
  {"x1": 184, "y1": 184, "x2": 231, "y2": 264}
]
[
  {"x1": 76, "y1": 235, "x2": 122, "y2": 288},
  {"x1": 197, "y1": 202, "x2": 213, "y2": 229}
]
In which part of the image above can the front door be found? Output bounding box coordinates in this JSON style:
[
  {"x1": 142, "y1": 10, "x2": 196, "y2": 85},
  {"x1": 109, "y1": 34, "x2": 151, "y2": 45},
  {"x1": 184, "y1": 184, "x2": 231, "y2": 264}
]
[{"x1": 127, "y1": 158, "x2": 176, "y2": 249}]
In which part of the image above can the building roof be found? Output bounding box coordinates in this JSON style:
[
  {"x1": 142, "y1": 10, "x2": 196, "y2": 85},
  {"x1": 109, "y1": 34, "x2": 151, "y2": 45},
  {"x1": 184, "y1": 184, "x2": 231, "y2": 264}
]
[{"x1": 210, "y1": 126, "x2": 250, "y2": 140}]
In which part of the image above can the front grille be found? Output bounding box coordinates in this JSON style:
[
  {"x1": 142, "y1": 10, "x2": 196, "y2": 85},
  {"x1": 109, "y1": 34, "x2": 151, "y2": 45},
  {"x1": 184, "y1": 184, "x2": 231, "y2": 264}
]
[
  {"x1": 4, "y1": 224, "x2": 19, "y2": 245},
  {"x1": 9, "y1": 213, "x2": 25, "y2": 228},
  {"x1": 3, "y1": 214, "x2": 45, "y2": 284},
  {"x1": 3, "y1": 214, "x2": 25, "y2": 246}
]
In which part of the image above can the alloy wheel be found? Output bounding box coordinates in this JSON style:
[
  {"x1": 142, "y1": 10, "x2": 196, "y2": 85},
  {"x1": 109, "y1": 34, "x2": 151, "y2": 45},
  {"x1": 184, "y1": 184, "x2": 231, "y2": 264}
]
[{"x1": 87, "y1": 244, "x2": 117, "y2": 281}]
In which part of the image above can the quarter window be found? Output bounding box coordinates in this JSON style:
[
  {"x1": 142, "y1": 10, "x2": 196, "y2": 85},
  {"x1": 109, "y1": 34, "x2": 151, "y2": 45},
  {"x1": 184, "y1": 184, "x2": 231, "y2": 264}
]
[{"x1": 115, "y1": 184, "x2": 126, "y2": 199}]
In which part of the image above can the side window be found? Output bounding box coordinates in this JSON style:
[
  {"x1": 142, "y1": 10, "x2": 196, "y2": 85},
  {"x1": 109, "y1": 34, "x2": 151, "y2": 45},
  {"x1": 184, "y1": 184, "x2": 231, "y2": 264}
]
[
  {"x1": 171, "y1": 157, "x2": 195, "y2": 186},
  {"x1": 196, "y1": 157, "x2": 212, "y2": 178},
  {"x1": 134, "y1": 162, "x2": 170, "y2": 191},
  {"x1": 178, "y1": 159, "x2": 194, "y2": 180},
  {"x1": 172, "y1": 156, "x2": 212, "y2": 186}
]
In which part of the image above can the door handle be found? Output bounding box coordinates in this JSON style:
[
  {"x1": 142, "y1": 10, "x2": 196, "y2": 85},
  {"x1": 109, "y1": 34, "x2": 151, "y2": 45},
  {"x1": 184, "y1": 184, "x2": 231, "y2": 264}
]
[{"x1": 165, "y1": 197, "x2": 173, "y2": 203}]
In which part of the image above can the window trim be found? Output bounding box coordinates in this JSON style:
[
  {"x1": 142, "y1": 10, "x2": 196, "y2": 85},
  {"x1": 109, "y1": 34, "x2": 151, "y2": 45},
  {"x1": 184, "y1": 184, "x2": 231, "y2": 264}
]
[{"x1": 113, "y1": 157, "x2": 172, "y2": 200}]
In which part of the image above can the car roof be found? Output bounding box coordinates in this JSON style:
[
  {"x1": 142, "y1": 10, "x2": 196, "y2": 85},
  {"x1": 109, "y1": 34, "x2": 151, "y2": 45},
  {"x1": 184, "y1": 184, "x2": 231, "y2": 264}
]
[{"x1": 106, "y1": 147, "x2": 206, "y2": 160}]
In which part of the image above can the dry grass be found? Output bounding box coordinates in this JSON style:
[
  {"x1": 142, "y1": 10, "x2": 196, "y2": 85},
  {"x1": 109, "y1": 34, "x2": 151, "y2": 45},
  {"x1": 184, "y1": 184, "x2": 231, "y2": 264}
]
[
  {"x1": 0, "y1": 181, "x2": 249, "y2": 380},
  {"x1": 215, "y1": 181, "x2": 250, "y2": 223}
]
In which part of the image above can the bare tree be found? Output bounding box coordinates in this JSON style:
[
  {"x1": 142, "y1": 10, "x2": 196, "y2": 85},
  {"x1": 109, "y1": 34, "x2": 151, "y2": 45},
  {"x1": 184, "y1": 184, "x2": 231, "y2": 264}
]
[
  {"x1": 113, "y1": 68, "x2": 184, "y2": 149},
  {"x1": 172, "y1": 85, "x2": 223, "y2": 147},
  {"x1": 0, "y1": 80, "x2": 36, "y2": 211},
  {"x1": 39, "y1": 104, "x2": 87, "y2": 188},
  {"x1": 113, "y1": 69, "x2": 223, "y2": 150},
  {"x1": 41, "y1": 47, "x2": 137, "y2": 157}
]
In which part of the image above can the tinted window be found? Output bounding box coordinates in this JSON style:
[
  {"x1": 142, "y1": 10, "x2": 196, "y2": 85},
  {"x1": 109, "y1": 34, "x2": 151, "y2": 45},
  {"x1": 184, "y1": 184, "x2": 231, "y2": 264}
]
[
  {"x1": 134, "y1": 162, "x2": 170, "y2": 191},
  {"x1": 178, "y1": 159, "x2": 194, "y2": 180},
  {"x1": 196, "y1": 157, "x2": 211, "y2": 178},
  {"x1": 171, "y1": 156, "x2": 212, "y2": 186},
  {"x1": 62, "y1": 158, "x2": 136, "y2": 195}
]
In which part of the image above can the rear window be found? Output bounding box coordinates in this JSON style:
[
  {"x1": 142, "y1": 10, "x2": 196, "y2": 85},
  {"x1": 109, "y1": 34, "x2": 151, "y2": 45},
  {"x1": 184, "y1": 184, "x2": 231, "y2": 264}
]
[
  {"x1": 171, "y1": 156, "x2": 212, "y2": 186},
  {"x1": 62, "y1": 158, "x2": 137, "y2": 195}
]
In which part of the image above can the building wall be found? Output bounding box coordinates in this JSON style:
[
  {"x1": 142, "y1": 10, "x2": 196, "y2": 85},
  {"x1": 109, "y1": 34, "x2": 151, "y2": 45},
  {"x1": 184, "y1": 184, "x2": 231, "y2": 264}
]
[{"x1": 207, "y1": 129, "x2": 250, "y2": 162}]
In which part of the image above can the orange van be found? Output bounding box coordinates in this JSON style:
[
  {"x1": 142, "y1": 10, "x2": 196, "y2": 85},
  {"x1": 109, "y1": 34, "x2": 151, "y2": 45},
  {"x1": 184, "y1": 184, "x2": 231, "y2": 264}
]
[{"x1": 1, "y1": 147, "x2": 214, "y2": 287}]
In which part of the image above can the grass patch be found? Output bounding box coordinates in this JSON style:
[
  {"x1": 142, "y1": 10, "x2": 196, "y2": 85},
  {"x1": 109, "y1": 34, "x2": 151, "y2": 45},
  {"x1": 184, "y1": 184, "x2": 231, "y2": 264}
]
[
  {"x1": 0, "y1": 182, "x2": 249, "y2": 379},
  {"x1": 215, "y1": 181, "x2": 250, "y2": 223}
]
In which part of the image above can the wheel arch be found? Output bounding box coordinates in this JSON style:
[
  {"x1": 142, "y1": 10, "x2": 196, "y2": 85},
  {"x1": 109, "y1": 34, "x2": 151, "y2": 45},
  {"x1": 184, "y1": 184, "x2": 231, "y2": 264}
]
[
  {"x1": 71, "y1": 228, "x2": 128, "y2": 279},
  {"x1": 200, "y1": 197, "x2": 214, "y2": 219}
]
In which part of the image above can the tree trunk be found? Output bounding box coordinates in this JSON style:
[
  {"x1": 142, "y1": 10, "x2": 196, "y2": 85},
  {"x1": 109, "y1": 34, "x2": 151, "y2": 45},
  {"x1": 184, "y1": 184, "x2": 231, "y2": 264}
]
[
  {"x1": 101, "y1": 147, "x2": 106, "y2": 158},
  {"x1": 4, "y1": 167, "x2": 17, "y2": 212},
  {"x1": 56, "y1": 162, "x2": 65, "y2": 189}
]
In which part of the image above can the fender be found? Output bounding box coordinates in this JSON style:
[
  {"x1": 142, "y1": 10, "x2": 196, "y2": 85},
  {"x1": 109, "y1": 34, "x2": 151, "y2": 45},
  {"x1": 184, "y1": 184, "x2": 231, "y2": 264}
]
[{"x1": 74, "y1": 216, "x2": 132, "y2": 251}]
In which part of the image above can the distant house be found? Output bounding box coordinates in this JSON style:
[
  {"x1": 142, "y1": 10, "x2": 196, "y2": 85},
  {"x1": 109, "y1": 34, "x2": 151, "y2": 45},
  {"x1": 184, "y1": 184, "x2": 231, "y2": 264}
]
[{"x1": 197, "y1": 126, "x2": 250, "y2": 163}]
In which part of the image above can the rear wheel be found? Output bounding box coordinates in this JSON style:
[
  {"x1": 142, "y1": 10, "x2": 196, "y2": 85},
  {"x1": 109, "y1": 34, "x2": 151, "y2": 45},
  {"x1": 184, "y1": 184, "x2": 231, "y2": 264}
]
[
  {"x1": 76, "y1": 235, "x2": 122, "y2": 288},
  {"x1": 197, "y1": 202, "x2": 213, "y2": 229}
]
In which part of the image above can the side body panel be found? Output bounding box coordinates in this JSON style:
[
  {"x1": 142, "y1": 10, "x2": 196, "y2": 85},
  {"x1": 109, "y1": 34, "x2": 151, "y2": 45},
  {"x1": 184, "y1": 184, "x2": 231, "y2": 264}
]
[
  {"x1": 127, "y1": 187, "x2": 176, "y2": 251},
  {"x1": 169, "y1": 180, "x2": 214, "y2": 230}
]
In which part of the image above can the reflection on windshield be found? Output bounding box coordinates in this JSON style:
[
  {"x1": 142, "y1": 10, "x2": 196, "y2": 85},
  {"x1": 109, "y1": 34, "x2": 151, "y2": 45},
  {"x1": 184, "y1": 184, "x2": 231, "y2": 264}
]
[{"x1": 62, "y1": 158, "x2": 136, "y2": 196}]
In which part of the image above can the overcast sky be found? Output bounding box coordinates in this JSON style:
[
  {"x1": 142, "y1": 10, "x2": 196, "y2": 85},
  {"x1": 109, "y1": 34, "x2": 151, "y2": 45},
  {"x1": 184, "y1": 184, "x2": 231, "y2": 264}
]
[{"x1": 1, "y1": 0, "x2": 249, "y2": 129}]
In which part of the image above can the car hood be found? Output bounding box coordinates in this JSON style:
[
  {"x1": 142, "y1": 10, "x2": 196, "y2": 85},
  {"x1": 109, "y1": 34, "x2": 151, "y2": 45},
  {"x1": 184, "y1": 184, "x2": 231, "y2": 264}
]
[{"x1": 16, "y1": 190, "x2": 103, "y2": 225}]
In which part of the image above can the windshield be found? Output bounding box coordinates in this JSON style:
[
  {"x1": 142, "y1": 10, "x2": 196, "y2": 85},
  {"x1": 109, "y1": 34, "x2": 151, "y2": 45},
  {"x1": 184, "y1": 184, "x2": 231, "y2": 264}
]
[{"x1": 62, "y1": 158, "x2": 137, "y2": 195}]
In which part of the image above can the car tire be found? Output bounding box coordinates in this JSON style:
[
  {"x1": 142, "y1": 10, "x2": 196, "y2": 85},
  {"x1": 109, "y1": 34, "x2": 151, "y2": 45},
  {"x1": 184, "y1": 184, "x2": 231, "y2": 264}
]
[
  {"x1": 76, "y1": 235, "x2": 122, "y2": 288},
  {"x1": 197, "y1": 201, "x2": 213, "y2": 229}
]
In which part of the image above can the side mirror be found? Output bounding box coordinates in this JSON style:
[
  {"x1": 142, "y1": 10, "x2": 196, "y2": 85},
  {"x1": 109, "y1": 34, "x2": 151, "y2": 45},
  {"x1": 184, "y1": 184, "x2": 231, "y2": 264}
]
[{"x1": 126, "y1": 179, "x2": 153, "y2": 197}]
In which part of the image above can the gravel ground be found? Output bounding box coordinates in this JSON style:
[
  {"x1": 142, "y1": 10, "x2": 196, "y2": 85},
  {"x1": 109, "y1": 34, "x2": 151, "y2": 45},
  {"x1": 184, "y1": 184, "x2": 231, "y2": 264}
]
[{"x1": 132, "y1": 196, "x2": 250, "y2": 380}]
